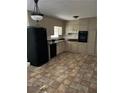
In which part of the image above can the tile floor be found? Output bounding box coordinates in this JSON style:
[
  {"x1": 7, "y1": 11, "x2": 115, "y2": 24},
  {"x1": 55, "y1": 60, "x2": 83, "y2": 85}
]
[{"x1": 27, "y1": 52, "x2": 97, "y2": 93}]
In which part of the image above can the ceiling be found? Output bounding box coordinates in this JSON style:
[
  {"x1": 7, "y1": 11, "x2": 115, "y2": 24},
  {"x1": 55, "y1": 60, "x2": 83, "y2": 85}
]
[{"x1": 27, "y1": 0, "x2": 97, "y2": 20}]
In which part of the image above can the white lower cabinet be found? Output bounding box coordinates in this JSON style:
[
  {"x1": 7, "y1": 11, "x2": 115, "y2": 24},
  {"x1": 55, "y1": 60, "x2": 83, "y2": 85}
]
[
  {"x1": 65, "y1": 41, "x2": 88, "y2": 55},
  {"x1": 56, "y1": 40, "x2": 92, "y2": 56},
  {"x1": 57, "y1": 41, "x2": 65, "y2": 55}
]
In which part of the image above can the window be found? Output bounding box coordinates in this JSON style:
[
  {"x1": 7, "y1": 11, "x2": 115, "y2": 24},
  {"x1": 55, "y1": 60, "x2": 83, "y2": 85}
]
[{"x1": 51, "y1": 26, "x2": 62, "y2": 38}]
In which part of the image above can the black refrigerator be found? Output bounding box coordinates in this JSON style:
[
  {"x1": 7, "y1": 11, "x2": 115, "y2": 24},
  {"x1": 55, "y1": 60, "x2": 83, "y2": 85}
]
[{"x1": 27, "y1": 27, "x2": 49, "y2": 66}]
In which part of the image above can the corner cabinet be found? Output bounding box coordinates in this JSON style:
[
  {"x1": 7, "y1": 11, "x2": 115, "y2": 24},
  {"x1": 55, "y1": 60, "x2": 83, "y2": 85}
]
[
  {"x1": 65, "y1": 41, "x2": 88, "y2": 55},
  {"x1": 65, "y1": 20, "x2": 79, "y2": 34}
]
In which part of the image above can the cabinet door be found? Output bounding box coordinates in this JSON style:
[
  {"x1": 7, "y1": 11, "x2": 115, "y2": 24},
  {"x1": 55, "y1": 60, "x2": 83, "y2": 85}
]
[
  {"x1": 66, "y1": 41, "x2": 88, "y2": 54},
  {"x1": 57, "y1": 43, "x2": 61, "y2": 55},
  {"x1": 72, "y1": 42, "x2": 78, "y2": 53},
  {"x1": 65, "y1": 41, "x2": 69, "y2": 51},
  {"x1": 66, "y1": 22, "x2": 73, "y2": 34},
  {"x1": 76, "y1": 43, "x2": 87, "y2": 55},
  {"x1": 81, "y1": 43, "x2": 88, "y2": 55},
  {"x1": 77, "y1": 43, "x2": 81, "y2": 53},
  {"x1": 61, "y1": 41, "x2": 65, "y2": 53},
  {"x1": 72, "y1": 21, "x2": 79, "y2": 33},
  {"x1": 57, "y1": 41, "x2": 65, "y2": 55},
  {"x1": 59, "y1": 43, "x2": 62, "y2": 53},
  {"x1": 57, "y1": 43, "x2": 59, "y2": 55},
  {"x1": 66, "y1": 21, "x2": 79, "y2": 34}
]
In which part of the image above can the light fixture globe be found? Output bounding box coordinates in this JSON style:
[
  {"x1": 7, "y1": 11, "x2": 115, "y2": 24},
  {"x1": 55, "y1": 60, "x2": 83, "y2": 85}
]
[
  {"x1": 31, "y1": 14, "x2": 44, "y2": 21},
  {"x1": 31, "y1": 0, "x2": 44, "y2": 22}
]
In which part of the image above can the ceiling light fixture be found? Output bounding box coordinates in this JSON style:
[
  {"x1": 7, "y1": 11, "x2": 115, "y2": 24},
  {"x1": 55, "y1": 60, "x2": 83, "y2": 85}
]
[
  {"x1": 73, "y1": 16, "x2": 79, "y2": 19},
  {"x1": 31, "y1": 0, "x2": 44, "y2": 22}
]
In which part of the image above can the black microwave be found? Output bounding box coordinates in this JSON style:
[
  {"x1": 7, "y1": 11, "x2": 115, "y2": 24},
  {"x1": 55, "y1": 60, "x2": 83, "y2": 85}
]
[{"x1": 78, "y1": 31, "x2": 88, "y2": 42}]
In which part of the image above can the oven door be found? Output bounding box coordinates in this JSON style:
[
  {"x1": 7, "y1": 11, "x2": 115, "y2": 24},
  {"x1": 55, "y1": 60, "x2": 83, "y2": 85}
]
[{"x1": 78, "y1": 31, "x2": 88, "y2": 42}]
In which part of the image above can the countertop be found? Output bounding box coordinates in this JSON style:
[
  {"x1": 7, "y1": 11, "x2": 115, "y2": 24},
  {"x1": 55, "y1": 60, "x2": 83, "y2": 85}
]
[
  {"x1": 47, "y1": 38, "x2": 82, "y2": 45},
  {"x1": 67, "y1": 39, "x2": 78, "y2": 42},
  {"x1": 48, "y1": 39, "x2": 65, "y2": 45}
]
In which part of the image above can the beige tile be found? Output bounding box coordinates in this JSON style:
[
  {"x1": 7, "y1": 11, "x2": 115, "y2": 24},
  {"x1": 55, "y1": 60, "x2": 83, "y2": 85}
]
[
  {"x1": 88, "y1": 87, "x2": 97, "y2": 93},
  {"x1": 55, "y1": 84, "x2": 66, "y2": 93},
  {"x1": 27, "y1": 52, "x2": 97, "y2": 93},
  {"x1": 63, "y1": 79, "x2": 71, "y2": 85}
]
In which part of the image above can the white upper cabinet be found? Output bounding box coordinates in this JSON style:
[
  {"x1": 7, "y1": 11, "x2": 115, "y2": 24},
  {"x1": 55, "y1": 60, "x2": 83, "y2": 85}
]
[{"x1": 65, "y1": 20, "x2": 79, "y2": 34}]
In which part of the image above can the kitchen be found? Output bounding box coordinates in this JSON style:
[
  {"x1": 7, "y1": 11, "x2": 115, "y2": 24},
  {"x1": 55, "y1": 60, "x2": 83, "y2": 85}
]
[
  {"x1": 27, "y1": 13, "x2": 97, "y2": 65},
  {"x1": 27, "y1": 0, "x2": 97, "y2": 93},
  {"x1": 48, "y1": 17, "x2": 97, "y2": 59}
]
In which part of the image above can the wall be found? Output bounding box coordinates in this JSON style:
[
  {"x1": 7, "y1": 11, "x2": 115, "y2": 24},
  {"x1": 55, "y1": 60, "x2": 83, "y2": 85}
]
[
  {"x1": 88, "y1": 17, "x2": 97, "y2": 55},
  {"x1": 27, "y1": 11, "x2": 66, "y2": 39}
]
